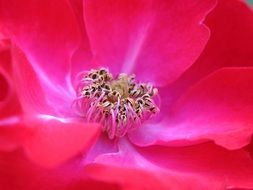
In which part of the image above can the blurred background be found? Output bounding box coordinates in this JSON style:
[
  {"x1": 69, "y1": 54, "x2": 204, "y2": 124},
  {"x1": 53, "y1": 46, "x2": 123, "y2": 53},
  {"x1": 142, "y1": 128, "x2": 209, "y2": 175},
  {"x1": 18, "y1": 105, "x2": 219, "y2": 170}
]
[{"x1": 248, "y1": 0, "x2": 253, "y2": 5}]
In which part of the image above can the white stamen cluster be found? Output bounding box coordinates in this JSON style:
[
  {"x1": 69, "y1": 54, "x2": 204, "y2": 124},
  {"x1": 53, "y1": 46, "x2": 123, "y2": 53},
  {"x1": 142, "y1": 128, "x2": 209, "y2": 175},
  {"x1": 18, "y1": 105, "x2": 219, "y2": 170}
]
[{"x1": 74, "y1": 68, "x2": 159, "y2": 139}]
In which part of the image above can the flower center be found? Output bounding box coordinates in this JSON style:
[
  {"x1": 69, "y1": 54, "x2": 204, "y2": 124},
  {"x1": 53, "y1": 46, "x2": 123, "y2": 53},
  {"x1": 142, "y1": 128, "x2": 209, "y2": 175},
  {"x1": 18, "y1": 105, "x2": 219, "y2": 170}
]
[{"x1": 74, "y1": 68, "x2": 159, "y2": 139}]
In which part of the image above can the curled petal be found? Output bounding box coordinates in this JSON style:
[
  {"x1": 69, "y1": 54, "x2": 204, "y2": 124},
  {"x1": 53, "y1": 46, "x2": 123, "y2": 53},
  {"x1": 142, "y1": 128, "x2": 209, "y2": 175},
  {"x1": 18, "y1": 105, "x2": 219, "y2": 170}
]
[
  {"x1": 192, "y1": 0, "x2": 253, "y2": 76},
  {"x1": 22, "y1": 115, "x2": 101, "y2": 168},
  {"x1": 164, "y1": 0, "x2": 253, "y2": 105}
]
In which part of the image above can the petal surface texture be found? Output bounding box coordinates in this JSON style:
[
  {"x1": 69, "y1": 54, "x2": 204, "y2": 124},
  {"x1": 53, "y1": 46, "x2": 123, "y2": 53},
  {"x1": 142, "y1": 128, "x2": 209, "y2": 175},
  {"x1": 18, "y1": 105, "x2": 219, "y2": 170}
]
[
  {"x1": 0, "y1": 150, "x2": 119, "y2": 190},
  {"x1": 22, "y1": 116, "x2": 101, "y2": 168},
  {"x1": 168, "y1": 0, "x2": 253, "y2": 99},
  {"x1": 83, "y1": 0, "x2": 216, "y2": 86},
  {"x1": 0, "y1": 0, "x2": 81, "y2": 88},
  {"x1": 129, "y1": 68, "x2": 253, "y2": 149},
  {"x1": 86, "y1": 140, "x2": 253, "y2": 189}
]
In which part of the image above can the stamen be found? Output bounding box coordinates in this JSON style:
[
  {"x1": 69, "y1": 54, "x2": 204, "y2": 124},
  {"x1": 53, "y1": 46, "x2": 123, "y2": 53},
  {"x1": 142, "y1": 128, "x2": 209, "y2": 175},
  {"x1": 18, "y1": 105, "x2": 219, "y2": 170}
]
[{"x1": 74, "y1": 68, "x2": 160, "y2": 139}]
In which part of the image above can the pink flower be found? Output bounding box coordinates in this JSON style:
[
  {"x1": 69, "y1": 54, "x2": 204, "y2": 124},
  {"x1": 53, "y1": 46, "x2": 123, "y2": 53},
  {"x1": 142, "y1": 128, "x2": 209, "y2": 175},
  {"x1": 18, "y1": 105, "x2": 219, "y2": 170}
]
[{"x1": 1, "y1": 0, "x2": 253, "y2": 189}]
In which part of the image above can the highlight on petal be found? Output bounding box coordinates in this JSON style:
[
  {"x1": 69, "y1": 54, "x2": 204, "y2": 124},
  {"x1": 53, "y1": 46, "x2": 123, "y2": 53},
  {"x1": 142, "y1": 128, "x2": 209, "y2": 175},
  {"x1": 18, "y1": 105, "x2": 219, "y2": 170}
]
[
  {"x1": 68, "y1": 0, "x2": 93, "y2": 84},
  {"x1": 86, "y1": 139, "x2": 253, "y2": 189},
  {"x1": 22, "y1": 115, "x2": 101, "y2": 168},
  {"x1": 83, "y1": 0, "x2": 216, "y2": 86},
  {"x1": 12, "y1": 46, "x2": 74, "y2": 117},
  {"x1": 0, "y1": 0, "x2": 81, "y2": 89},
  {"x1": 129, "y1": 68, "x2": 253, "y2": 149}
]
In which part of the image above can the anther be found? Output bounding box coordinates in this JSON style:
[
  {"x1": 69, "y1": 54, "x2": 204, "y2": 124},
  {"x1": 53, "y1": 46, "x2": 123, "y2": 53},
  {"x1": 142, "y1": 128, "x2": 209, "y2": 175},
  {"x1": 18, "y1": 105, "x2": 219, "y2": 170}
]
[{"x1": 75, "y1": 68, "x2": 159, "y2": 139}]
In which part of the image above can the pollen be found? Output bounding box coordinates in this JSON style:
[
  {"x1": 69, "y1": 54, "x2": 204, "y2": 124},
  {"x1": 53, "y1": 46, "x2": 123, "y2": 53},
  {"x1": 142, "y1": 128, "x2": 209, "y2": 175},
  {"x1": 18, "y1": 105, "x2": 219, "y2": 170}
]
[{"x1": 74, "y1": 68, "x2": 159, "y2": 139}]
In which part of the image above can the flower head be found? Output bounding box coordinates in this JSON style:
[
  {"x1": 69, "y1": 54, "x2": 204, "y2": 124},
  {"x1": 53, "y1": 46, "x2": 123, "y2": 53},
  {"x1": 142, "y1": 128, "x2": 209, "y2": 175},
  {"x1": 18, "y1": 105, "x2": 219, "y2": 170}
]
[{"x1": 1, "y1": 0, "x2": 253, "y2": 189}]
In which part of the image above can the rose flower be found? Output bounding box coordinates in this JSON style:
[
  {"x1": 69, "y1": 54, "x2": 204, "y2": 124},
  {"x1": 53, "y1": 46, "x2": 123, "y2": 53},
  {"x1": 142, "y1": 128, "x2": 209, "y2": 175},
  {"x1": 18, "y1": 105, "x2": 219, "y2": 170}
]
[{"x1": 1, "y1": 0, "x2": 253, "y2": 189}]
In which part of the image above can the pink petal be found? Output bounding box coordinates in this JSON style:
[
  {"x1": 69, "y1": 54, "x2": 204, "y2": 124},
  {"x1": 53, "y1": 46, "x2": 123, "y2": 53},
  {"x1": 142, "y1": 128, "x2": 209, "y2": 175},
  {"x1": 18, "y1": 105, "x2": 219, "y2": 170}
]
[
  {"x1": 22, "y1": 116, "x2": 101, "y2": 168},
  {"x1": 247, "y1": 137, "x2": 253, "y2": 160},
  {"x1": 137, "y1": 142, "x2": 253, "y2": 189},
  {"x1": 85, "y1": 164, "x2": 176, "y2": 190},
  {"x1": 0, "y1": 69, "x2": 9, "y2": 105},
  {"x1": 129, "y1": 68, "x2": 253, "y2": 149},
  {"x1": 86, "y1": 139, "x2": 253, "y2": 189},
  {"x1": 0, "y1": 150, "x2": 119, "y2": 190},
  {"x1": 0, "y1": 44, "x2": 22, "y2": 118},
  {"x1": 12, "y1": 46, "x2": 73, "y2": 116},
  {"x1": 0, "y1": 41, "x2": 23, "y2": 151},
  {"x1": 83, "y1": 0, "x2": 216, "y2": 86},
  {"x1": 83, "y1": 134, "x2": 119, "y2": 164},
  {"x1": 193, "y1": 0, "x2": 253, "y2": 75},
  {"x1": 68, "y1": 0, "x2": 93, "y2": 84},
  {"x1": 0, "y1": 0, "x2": 81, "y2": 88},
  {"x1": 166, "y1": 0, "x2": 253, "y2": 103},
  {"x1": 0, "y1": 124, "x2": 23, "y2": 151}
]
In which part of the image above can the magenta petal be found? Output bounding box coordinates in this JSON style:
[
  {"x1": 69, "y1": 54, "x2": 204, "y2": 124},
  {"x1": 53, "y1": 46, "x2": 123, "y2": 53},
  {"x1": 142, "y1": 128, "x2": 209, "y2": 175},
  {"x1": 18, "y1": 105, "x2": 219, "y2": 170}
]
[
  {"x1": 85, "y1": 164, "x2": 174, "y2": 190},
  {"x1": 68, "y1": 0, "x2": 93, "y2": 84},
  {"x1": 0, "y1": 0, "x2": 81, "y2": 88},
  {"x1": 86, "y1": 140, "x2": 253, "y2": 189},
  {"x1": 22, "y1": 115, "x2": 101, "y2": 168},
  {"x1": 167, "y1": 0, "x2": 253, "y2": 101},
  {"x1": 129, "y1": 68, "x2": 253, "y2": 149},
  {"x1": 0, "y1": 45, "x2": 22, "y2": 119},
  {"x1": 0, "y1": 72, "x2": 8, "y2": 102},
  {"x1": 0, "y1": 150, "x2": 119, "y2": 190},
  {"x1": 137, "y1": 143, "x2": 253, "y2": 189},
  {"x1": 12, "y1": 46, "x2": 75, "y2": 116},
  {"x1": 193, "y1": 0, "x2": 253, "y2": 75},
  {"x1": 0, "y1": 45, "x2": 12, "y2": 109},
  {"x1": 83, "y1": 0, "x2": 216, "y2": 85},
  {"x1": 0, "y1": 70, "x2": 10, "y2": 110}
]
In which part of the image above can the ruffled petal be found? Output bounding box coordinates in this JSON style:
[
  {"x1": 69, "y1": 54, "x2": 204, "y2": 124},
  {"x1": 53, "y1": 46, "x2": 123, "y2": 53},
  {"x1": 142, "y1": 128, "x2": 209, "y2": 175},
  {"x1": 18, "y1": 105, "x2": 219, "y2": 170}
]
[
  {"x1": 22, "y1": 115, "x2": 101, "y2": 168},
  {"x1": 161, "y1": 0, "x2": 253, "y2": 106},
  {"x1": 191, "y1": 0, "x2": 253, "y2": 77},
  {"x1": 83, "y1": 0, "x2": 216, "y2": 86},
  {"x1": 86, "y1": 139, "x2": 253, "y2": 189},
  {"x1": 0, "y1": 0, "x2": 81, "y2": 88},
  {"x1": 129, "y1": 68, "x2": 253, "y2": 149}
]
